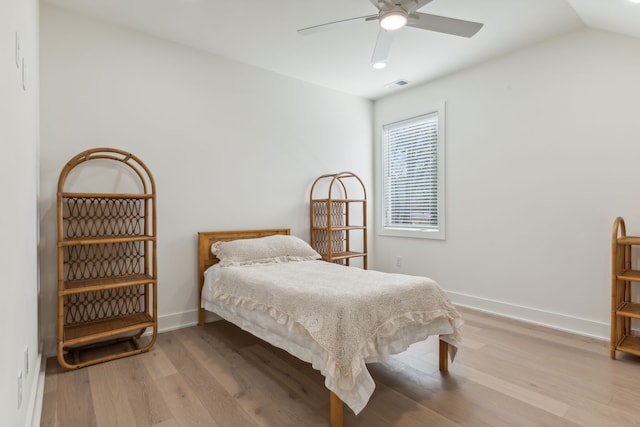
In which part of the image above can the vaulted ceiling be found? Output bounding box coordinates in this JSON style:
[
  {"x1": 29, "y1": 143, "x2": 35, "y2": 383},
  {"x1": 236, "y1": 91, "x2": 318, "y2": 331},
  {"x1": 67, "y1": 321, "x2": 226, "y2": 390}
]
[{"x1": 43, "y1": 0, "x2": 640, "y2": 99}]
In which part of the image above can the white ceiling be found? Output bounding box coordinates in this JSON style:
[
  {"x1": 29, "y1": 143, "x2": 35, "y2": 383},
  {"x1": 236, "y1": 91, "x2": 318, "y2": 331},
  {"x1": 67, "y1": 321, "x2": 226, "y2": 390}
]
[{"x1": 43, "y1": 0, "x2": 640, "y2": 100}]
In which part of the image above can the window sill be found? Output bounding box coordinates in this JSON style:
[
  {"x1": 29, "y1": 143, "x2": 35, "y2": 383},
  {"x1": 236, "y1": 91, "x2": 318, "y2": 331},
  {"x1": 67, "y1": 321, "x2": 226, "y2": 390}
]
[{"x1": 378, "y1": 227, "x2": 445, "y2": 240}]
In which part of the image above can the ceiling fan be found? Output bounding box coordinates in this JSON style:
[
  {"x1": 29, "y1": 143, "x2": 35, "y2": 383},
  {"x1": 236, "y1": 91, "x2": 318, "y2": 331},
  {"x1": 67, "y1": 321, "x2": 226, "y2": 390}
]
[{"x1": 297, "y1": 0, "x2": 484, "y2": 69}]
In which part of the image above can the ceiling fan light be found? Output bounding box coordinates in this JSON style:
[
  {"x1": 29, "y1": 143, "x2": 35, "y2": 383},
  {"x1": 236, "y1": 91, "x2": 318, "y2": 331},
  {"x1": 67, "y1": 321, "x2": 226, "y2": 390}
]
[{"x1": 379, "y1": 11, "x2": 407, "y2": 31}]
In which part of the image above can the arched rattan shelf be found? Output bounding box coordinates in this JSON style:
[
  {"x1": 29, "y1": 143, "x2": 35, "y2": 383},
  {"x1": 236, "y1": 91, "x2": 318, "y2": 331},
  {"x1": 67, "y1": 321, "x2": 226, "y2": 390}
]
[
  {"x1": 309, "y1": 171, "x2": 367, "y2": 269},
  {"x1": 56, "y1": 148, "x2": 157, "y2": 369},
  {"x1": 611, "y1": 217, "x2": 640, "y2": 359}
]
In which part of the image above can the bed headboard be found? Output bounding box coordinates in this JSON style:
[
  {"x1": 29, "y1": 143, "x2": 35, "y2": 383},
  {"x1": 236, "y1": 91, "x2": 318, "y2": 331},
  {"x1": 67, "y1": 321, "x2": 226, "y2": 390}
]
[{"x1": 197, "y1": 228, "x2": 291, "y2": 325}]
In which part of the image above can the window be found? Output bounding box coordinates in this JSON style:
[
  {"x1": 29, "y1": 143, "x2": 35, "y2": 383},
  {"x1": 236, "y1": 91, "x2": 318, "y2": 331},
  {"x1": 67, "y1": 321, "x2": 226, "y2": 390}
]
[{"x1": 380, "y1": 108, "x2": 445, "y2": 239}]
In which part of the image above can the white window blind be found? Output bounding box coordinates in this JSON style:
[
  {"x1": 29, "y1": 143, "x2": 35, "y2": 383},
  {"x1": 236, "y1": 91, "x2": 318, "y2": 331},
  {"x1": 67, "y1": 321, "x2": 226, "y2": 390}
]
[{"x1": 382, "y1": 111, "x2": 443, "y2": 236}]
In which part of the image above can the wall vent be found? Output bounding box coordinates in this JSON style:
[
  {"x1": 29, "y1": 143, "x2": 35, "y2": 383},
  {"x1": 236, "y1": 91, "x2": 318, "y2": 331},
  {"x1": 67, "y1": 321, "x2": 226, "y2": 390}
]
[{"x1": 385, "y1": 79, "x2": 410, "y2": 88}]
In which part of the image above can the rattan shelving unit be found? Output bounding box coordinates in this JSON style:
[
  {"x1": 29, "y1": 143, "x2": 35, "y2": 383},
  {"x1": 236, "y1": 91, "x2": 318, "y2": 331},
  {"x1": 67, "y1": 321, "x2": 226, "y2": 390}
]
[
  {"x1": 310, "y1": 172, "x2": 367, "y2": 269},
  {"x1": 611, "y1": 217, "x2": 640, "y2": 359},
  {"x1": 57, "y1": 148, "x2": 157, "y2": 369}
]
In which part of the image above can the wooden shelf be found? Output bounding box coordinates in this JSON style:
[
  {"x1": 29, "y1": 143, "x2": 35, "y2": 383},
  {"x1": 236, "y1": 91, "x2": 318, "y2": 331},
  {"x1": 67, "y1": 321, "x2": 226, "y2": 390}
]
[
  {"x1": 321, "y1": 251, "x2": 367, "y2": 261},
  {"x1": 63, "y1": 312, "x2": 154, "y2": 346},
  {"x1": 617, "y1": 269, "x2": 640, "y2": 282},
  {"x1": 611, "y1": 217, "x2": 640, "y2": 360},
  {"x1": 615, "y1": 335, "x2": 640, "y2": 357},
  {"x1": 63, "y1": 274, "x2": 155, "y2": 294},
  {"x1": 616, "y1": 301, "x2": 640, "y2": 319},
  {"x1": 312, "y1": 225, "x2": 366, "y2": 232},
  {"x1": 310, "y1": 172, "x2": 367, "y2": 269},
  {"x1": 312, "y1": 198, "x2": 366, "y2": 203},
  {"x1": 616, "y1": 236, "x2": 640, "y2": 246},
  {"x1": 60, "y1": 192, "x2": 154, "y2": 200},
  {"x1": 60, "y1": 235, "x2": 154, "y2": 246},
  {"x1": 57, "y1": 148, "x2": 158, "y2": 369}
]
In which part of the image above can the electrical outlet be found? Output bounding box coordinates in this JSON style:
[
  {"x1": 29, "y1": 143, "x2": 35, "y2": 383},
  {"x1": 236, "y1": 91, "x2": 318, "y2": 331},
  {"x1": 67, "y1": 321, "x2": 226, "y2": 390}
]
[
  {"x1": 24, "y1": 347, "x2": 29, "y2": 376},
  {"x1": 17, "y1": 370, "x2": 22, "y2": 408},
  {"x1": 395, "y1": 256, "x2": 402, "y2": 267}
]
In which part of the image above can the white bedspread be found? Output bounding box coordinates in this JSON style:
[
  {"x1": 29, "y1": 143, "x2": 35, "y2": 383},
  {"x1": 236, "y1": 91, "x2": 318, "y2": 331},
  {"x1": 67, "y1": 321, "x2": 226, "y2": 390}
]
[{"x1": 202, "y1": 260, "x2": 462, "y2": 414}]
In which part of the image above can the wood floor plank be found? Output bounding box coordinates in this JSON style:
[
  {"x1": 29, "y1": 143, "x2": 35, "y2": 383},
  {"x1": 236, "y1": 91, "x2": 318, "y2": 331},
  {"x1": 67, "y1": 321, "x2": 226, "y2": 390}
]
[
  {"x1": 157, "y1": 330, "x2": 267, "y2": 427},
  {"x1": 40, "y1": 359, "x2": 61, "y2": 427},
  {"x1": 173, "y1": 327, "x2": 251, "y2": 400},
  {"x1": 369, "y1": 355, "x2": 577, "y2": 427},
  {"x1": 119, "y1": 353, "x2": 174, "y2": 426},
  {"x1": 54, "y1": 363, "x2": 97, "y2": 426},
  {"x1": 155, "y1": 373, "x2": 220, "y2": 427},
  {"x1": 564, "y1": 395, "x2": 640, "y2": 426},
  {"x1": 454, "y1": 362, "x2": 570, "y2": 417},
  {"x1": 457, "y1": 340, "x2": 609, "y2": 406},
  {"x1": 178, "y1": 324, "x2": 327, "y2": 426},
  {"x1": 239, "y1": 342, "x2": 328, "y2": 412},
  {"x1": 88, "y1": 359, "x2": 138, "y2": 427},
  {"x1": 355, "y1": 381, "x2": 460, "y2": 427},
  {"x1": 141, "y1": 344, "x2": 178, "y2": 380}
]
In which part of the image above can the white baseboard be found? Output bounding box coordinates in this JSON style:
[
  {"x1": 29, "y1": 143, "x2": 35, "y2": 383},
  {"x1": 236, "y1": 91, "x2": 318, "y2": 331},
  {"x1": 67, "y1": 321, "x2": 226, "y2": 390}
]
[
  {"x1": 26, "y1": 344, "x2": 46, "y2": 427},
  {"x1": 448, "y1": 291, "x2": 610, "y2": 340},
  {"x1": 157, "y1": 309, "x2": 199, "y2": 332},
  {"x1": 157, "y1": 309, "x2": 221, "y2": 333}
]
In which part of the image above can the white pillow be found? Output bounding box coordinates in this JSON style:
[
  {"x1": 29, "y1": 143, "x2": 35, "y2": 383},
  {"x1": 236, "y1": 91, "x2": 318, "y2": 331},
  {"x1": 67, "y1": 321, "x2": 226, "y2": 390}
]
[{"x1": 211, "y1": 234, "x2": 321, "y2": 266}]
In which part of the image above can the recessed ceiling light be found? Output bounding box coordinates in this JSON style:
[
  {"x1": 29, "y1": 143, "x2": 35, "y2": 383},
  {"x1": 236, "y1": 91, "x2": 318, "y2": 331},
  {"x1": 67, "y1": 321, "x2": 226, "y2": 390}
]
[{"x1": 629, "y1": 0, "x2": 640, "y2": 3}]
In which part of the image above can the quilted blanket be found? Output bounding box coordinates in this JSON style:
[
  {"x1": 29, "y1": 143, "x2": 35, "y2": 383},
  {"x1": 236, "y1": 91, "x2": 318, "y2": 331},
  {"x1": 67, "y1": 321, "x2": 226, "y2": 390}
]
[{"x1": 211, "y1": 260, "x2": 462, "y2": 414}]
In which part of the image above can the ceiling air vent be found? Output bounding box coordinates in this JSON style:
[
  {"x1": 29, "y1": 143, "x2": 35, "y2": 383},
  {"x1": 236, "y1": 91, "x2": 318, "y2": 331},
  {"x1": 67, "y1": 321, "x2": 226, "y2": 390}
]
[{"x1": 386, "y1": 79, "x2": 410, "y2": 89}]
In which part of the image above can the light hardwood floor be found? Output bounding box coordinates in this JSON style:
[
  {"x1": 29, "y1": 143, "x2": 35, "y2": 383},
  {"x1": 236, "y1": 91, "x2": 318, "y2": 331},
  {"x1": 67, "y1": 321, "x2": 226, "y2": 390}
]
[{"x1": 40, "y1": 307, "x2": 640, "y2": 426}]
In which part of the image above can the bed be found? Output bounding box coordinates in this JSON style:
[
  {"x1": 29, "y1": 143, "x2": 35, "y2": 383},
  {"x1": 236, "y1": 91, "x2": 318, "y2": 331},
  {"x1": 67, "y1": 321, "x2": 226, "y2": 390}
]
[{"x1": 197, "y1": 229, "x2": 462, "y2": 427}]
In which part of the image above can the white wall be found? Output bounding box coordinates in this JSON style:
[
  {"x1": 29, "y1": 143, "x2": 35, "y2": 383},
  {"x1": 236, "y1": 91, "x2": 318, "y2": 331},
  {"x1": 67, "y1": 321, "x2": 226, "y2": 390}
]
[
  {"x1": 0, "y1": 0, "x2": 41, "y2": 425},
  {"x1": 39, "y1": 5, "x2": 373, "y2": 352},
  {"x1": 373, "y1": 28, "x2": 640, "y2": 338}
]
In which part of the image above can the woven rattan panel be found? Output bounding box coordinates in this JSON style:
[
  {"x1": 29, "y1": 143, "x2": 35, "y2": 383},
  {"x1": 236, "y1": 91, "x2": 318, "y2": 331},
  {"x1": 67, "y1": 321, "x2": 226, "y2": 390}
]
[
  {"x1": 64, "y1": 286, "x2": 146, "y2": 326},
  {"x1": 62, "y1": 196, "x2": 149, "y2": 326},
  {"x1": 63, "y1": 241, "x2": 145, "y2": 281},
  {"x1": 311, "y1": 229, "x2": 346, "y2": 256},
  {"x1": 311, "y1": 200, "x2": 345, "y2": 228},
  {"x1": 63, "y1": 197, "x2": 145, "y2": 238},
  {"x1": 312, "y1": 201, "x2": 346, "y2": 256}
]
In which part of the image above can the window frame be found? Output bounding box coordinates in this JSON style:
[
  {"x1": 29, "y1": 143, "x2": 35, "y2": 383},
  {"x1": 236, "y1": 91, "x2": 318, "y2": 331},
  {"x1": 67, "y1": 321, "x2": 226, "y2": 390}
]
[{"x1": 378, "y1": 104, "x2": 446, "y2": 240}]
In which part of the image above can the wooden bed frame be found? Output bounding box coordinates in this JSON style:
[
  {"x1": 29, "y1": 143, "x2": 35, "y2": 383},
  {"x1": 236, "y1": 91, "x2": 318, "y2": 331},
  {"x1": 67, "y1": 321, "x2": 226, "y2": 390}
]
[{"x1": 197, "y1": 228, "x2": 450, "y2": 427}]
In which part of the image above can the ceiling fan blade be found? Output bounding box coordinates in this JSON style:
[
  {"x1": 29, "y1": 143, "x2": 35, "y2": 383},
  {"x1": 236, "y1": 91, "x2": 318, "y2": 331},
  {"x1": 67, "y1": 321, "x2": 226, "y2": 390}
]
[
  {"x1": 408, "y1": 12, "x2": 483, "y2": 37},
  {"x1": 298, "y1": 15, "x2": 377, "y2": 35},
  {"x1": 371, "y1": 29, "x2": 395, "y2": 65}
]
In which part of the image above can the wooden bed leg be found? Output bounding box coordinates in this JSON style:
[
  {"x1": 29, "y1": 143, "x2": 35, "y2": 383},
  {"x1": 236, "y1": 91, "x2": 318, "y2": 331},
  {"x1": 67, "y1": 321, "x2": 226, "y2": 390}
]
[
  {"x1": 330, "y1": 391, "x2": 343, "y2": 427},
  {"x1": 198, "y1": 307, "x2": 205, "y2": 326},
  {"x1": 439, "y1": 339, "x2": 449, "y2": 372}
]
